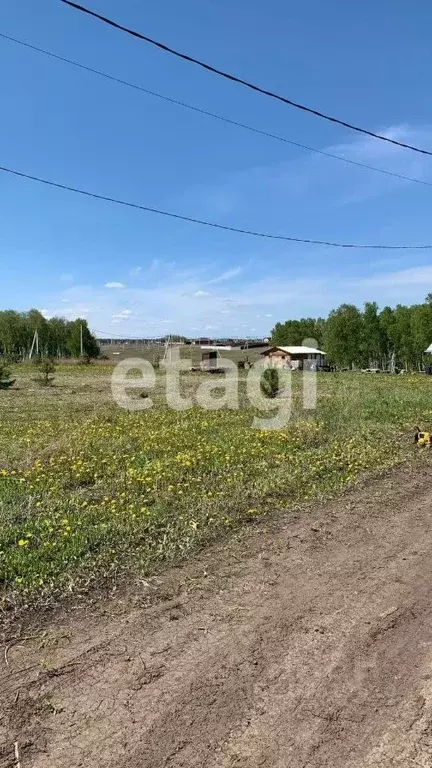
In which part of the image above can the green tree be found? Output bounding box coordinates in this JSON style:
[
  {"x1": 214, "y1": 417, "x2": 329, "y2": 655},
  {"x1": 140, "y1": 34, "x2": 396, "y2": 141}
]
[
  {"x1": 393, "y1": 305, "x2": 416, "y2": 370},
  {"x1": 411, "y1": 302, "x2": 432, "y2": 368},
  {"x1": 379, "y1": 306, "x2": 396, "y2": 370},
  {"x1": 271, "y1": 317, "x2": 325, "y2": 347},
  {"x1": 271, "y1": 322, "x2": 285, "y2": 345},
  {"x1": 271, "y1": 320, "x2": 300, "y2": 345},
  {"x1": 314, "y1": 318, "x2": 326, "y2": 348},
  {"x1": 32, "y1": 358, "x2": 56, "y2": 387},
  {"x1": 361, "y1": 302, "x2": 385, "y2": 368},
  {"x1": 26, "y1": 309, "x2": 49, "y2": 355},
  {"x1": 67, "y1": 319, "x2": 100, "y2": 359},
  {"x1": 47, "y1": 317, "x2": 70, "y2": 358},
  {"x1": 166, "y1": 334, "x2": 186, "y2": 343},
  {"x1": 0, "y1": 310, "x2": 27, "y2": 358},
  {"x1": 323, "y1": 304, "x2": 363, "y2": 369},
  {"x1": 261, "y1": 367, "x2": 280, "y2": 398}
]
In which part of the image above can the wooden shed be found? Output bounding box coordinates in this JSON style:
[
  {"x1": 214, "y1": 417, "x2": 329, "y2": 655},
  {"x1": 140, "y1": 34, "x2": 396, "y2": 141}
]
[{"x1": 261, "y1": 345, "x2": 326, "y2": 370}]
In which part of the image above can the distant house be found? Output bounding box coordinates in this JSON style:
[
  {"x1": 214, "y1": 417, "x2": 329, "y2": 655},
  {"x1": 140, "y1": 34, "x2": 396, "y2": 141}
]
[
  {"x1": 261, "y1": 345, "x2": 326, "y2": 370},
  {"x1": 425, "y1": 344, "x2": 432, "y2": 354}
]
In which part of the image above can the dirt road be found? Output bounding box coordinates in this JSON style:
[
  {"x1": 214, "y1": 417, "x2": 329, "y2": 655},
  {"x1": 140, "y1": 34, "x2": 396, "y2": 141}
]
[{"x1": 2, "y1": 464, "x2": 432, "y2": 767}]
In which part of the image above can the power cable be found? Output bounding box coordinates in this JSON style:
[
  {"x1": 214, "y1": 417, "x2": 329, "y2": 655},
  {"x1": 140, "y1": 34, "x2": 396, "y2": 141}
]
[
  {"x1": 60, "y1": 0, "x2": 432, "y2": 157},
  {"x1": 2, "y1": 31, "x2": 431, "y2": 189},
  {"x1": 93, "y1": 329, "x2": 162, "y2": 339},
  {"x1": 1, "y1": 163, "x2": 431, "y2": 249}
]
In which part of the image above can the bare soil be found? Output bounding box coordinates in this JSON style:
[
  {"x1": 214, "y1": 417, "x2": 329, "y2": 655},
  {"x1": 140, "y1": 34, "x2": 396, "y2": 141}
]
[{"x1": 2, "y1": 464, "x2": 432, "y2": 767}]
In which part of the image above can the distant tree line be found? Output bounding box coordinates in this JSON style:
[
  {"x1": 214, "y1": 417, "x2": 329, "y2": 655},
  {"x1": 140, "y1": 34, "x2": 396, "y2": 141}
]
[
  {"x1": 271, "y1": 295, "x2": 432, "y2": 371},
  {"x1": 0, "y1": 309, "x2": 100, "y2": 360}
]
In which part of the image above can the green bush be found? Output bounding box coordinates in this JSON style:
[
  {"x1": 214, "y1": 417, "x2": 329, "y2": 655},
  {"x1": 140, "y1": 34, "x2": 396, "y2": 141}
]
[
  {"x1": 0, "y1": 361, "x2": 15, "y2": 390},
  {"x1": 261, "y1": 367, "x2": 280, "y2": 398},
  {"x1": 32, "y1": 358, "x2": 56, "y2": 387}
]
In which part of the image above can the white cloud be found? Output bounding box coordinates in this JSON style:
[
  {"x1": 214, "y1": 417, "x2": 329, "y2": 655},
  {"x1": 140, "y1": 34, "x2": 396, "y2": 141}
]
[
  {"x1": 129, "y1": 266, "x2": 142, "y2": 276},
  {"x1": 208, "y1": 267, "x2": 243, "y2": 284},
  {"x1": 104, "y1": 282, "x2": 126, "y2": 289},
  {"x1": 193, "y1": 290, "x2": 211, "y2": 297},
  {"x1": 112, "y1": 309, "x2": 132, "y2": 322},
  {"x1": 356, "y1": 265, "x2": 432, "y2": 288},
  {"x1": 62, "y1": 306, "x2": 91, "y2": 318}
]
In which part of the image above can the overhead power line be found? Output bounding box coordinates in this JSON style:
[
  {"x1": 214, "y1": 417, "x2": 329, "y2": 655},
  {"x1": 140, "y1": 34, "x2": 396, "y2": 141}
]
[
  {"x1": 60, "y1": 0, "x2": 432, "y2": 158},
  {"x1": 2, "y1": 32, "x2": 431, "y2": 190},
  {"x1": 1, "y1": 163, "x2": 431, "y2": 249},
  {"x1": 93, "y1": 329, "x2": 163, "y2": 340}
]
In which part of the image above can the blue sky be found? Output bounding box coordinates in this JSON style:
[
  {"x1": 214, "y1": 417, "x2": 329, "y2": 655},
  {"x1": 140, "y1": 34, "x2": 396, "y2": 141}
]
[{"x1": 1, "y1": 0, "x2": 432, "y2": 338}]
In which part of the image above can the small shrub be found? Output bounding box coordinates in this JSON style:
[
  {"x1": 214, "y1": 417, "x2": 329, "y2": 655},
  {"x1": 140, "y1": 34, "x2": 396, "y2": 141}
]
[
  {"x1": 0, "y1": 362, "x2": 15, "y2": 390},
  {"x1": 5, "y1": 352, "x2": 21, "y2": 364},
  {"x1": 77, "y1": 354, "x2": 94, "y2": 365},
  {"x1": 261, "y1": 367, "x2": 280, "y2": 398},
  {"x1": 32, "y1": 358, "x2": 56, "y2": 387},
  {"x1": 153, "y1": 353, "x2": 161, "y2": 370}
]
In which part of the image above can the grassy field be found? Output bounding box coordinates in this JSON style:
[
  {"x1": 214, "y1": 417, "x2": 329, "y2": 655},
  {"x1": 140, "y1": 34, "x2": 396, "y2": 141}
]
[{"x1": 1, "y1": 360, "x2": 431, "y2": 615}]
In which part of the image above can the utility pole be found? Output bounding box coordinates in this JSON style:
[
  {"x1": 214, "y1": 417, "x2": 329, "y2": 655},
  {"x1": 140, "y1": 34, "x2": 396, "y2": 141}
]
[
  {"x1": 163, "y1": 334, "x2": 172, "y2": 363},
  {"x1": 29, "y1": 330, "x2": 39, "y2": 360}
]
